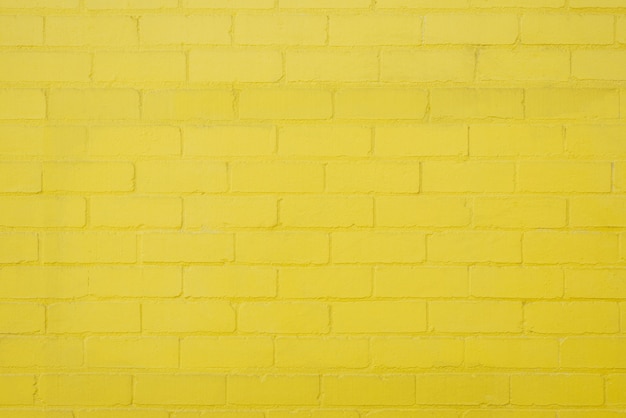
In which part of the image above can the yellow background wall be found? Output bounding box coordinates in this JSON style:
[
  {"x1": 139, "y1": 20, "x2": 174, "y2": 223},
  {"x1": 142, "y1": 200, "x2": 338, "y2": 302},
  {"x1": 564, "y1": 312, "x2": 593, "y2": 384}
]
[{"x1": 1, "y1": 0, "x2": 626, "y2": 417}]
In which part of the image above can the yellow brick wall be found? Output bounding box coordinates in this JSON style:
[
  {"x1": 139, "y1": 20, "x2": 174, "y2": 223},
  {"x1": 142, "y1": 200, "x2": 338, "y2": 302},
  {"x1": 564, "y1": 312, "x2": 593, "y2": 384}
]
[{"x1": 1, "y1": 0, "x2": 626, "y2": 416}]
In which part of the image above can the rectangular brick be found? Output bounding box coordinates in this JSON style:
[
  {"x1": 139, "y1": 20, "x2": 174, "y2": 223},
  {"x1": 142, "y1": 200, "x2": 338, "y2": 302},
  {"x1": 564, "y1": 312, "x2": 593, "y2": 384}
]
[
  {"x1": 87, "y1": 0, "x2": 177, "y2": 8},
  {"x1": 47, "y1": 302, "x2": 140, "y2": 333},
  {"x1": 142, "y1": 233, "x2": 233, "y2": 263},
  {"x1": 0, "y1": 52, "x2": 89, "y2": 81},
  {"x1": 522, "y1": 14, "x2": 613, "y2": 44},
  {"x1": 326, "y1": 162, "x2": 420, "y2": 193},
  {"x1": 332, "y1": 301, "x2": 427, "y2": 333},
  {"x1": 185, "y1": 0, "x2": 274, "y2": 8},
  {"x1": 184, "y1": 126, "x2": 275, "y2": 156},
  {"x1": 279, "y1": 266, "x2": 372, "y2": 299},
  {"x1": 567, "y1": 125, "x2": 626, "y2": 157},
  {"x1": 470, "y1": 124, "x2": 563, "y2": 156},
  {"x1": 511, "y1": 375, "x2": 603, "y2": 406},
  {"x1": 0, "y1": 197, "x2": 84, "y2": 227},
  {"x1": 0, "y1": 267, "x2": 87, "y2": 299},
  {"x1": 0, "y1": 0, "x2": 76, "y2": 6},
  {"x1": 0, "y1": 336, "x2": 82, "y2": 368},
  {"x1": 376, "y1": 196, "x2": 470, "y2": 227},
  {"x1": 0, "y1": 375, "x2": 35, "y2": 405},
  {"x1": 378, "y1": 0, "x2": 468, "y2": 7},
  {"x1": 91, "y1": 197, "x2": 181, "y2": 228},
  {"x1": 473, "y1": 0, "x2": 564, "y2": 6},
  {"x1": 0, "y1": 303, "x2": 44, "y2": 333},
  {"x1": 618, "y1": 163, "x2": 626, "y2": 192},
  {"x1": 231, "y1": 162, "x2": 324, "y2": 192},
  {"x1": 0, "y1": 233, "x2": 38, "y2": 264},
  {"x1": 382, "y1": 49, "x2": 474, "y2": 82},
  {"x1": 0, "y1": 16, "x2": 42, "y2": 45},
  {"x1": 281, "y1": 196, "x2": 373, "y2": 227},
  {"x1": 275, "y1": 337, "x2": 368, "y2": 368},
  {"x1": 471, "y1": 266, "x2": 563, "y2": 299},
  {"x1": 474, "y1": 197, "x2": 566, "y2": 228},
  {"x1": 430, "y1": 88, "x2": 523, "y2": 119},
  {"x1": 89, "y1": 266, "x2": 181, "y2": 297},
  {"x1": 428, "y1": 231, "x2": 521, "y2": 263},
  {"x1": 94, "y1": 52, "x2": 185, "y2": 82},
  {"x1": 424, "y1": 14, "x2": 518, "y2": 44},
  {"x1": 281, "y1": 0, "x2": 370, "y2": 7},
  {"x1": 181, "y1": 337, "x2": 273, "y2": 368},
  {"x1": 335, "y1": 89, "x2": 428, "y2": 119},
  {"x1": 415, "y1": 375, "x2": 509, "y2": 405},
  {"x1": 524, "y1": 231, "x2": 619, "y2": 264},
  {"x1": 429, "y1": 301, "x2": 523, "y2": 333},
  {"x1": 0, "y1": 90, "x2": 45, "y2": 119},
  {"x1": 142, "y1": 301, "x2": 235, "y2": 333},
  {"x1": 570, "y1": 197, "x2": 626, "y2": 227},
  {"x1": 44, "y1": 162, "x2": 133, "y2": 192},
  {"x1": 77, "y1": 410, "x2": 167, "y2": 418},
  {"x1": 143, "y1": 90, "x2": 234, "y2": 120},
  {"x1": 375, "y1": 266, "x2": 468, "y2": 298},
  {"x1": 185, "y1": 196, "x2": 276, "y2": 228},
  {"x1": 140, "y1": 15, "x2": 230, "y2": 45},
  {"x1": 518, "y1": 162, "x2": 611, "y2": 192},
  {"x1": 46, "y1": 16, "x2": 137, "y2": 46},
  {"x1": 525, "y1": 89, "x2": 619, "y2": 119},
  {"x1": 86, "y1": 337, "x2": 178, "y2": 368},
  {"x1": 287, "y1": 50, "x2": 378, "y2": 82},
  {"x1": 136, "y1": 161, "x2": 227, "y2": 193},
  {"x1": 236, "y1": 232, "x2": 328, "y2": 264},
  {"x1": 573, "y1": 50, "x2": 626, "y2": 80},
  {"x1": 279, "y1": 126, "x2": 370, "y2": 157},
  {"x1": 184, "y1": 266, "x2": 276, "y2": 298},
  {"x1": 562, "y1": 337, "x2": 626, "y2": 368},
  {"x1": 371, "y1": 337, "x2": 463, "y2": 368},
  {"x1": 90, "y1": 126, "x2": 180, "y2": 156},
  {"x1": 238, "y1": 302, "x2": 329, "y2": 334},
  {"x1": 323, "y1": 376, "x2": 415, "y2": 406},
  {"x1": 466, "y1": 337, "x2": 559, "y2": 368},
  {"x1": 0, "y1": 126, "x2": 86, "y2": 157},
  {"x1": 228, "y1": 375, "x2": 319, "y2": 405},
  {"x1": 332, "y1": 232, "x2": 426, "y2": 263},
  {"x1": 607, "y1": 375, "x2": 626, "y2": 404},
  {"x1": 190, "y1": 49, "x2": 282, "y2": 82},
  {"x1": 135, "y1": 375, "x2": 225, "y2": 406},
  {"x1": 478, "y1": 48, "x2": 569, "y2": 81},
  {"x1": 0, "y1": 163, "x2": 41, "y2": 193},
  {"x1": 235, "y1": 14, "x2": 326, "y2": 45},
  {"x1": 330, "y1": 15, "x2": 422, "y2": 45},
  {"x1": 565, "y1": 269, "x2": 626, "y2": 299},
  {"x1": 49, "y1": 89, "x2": 139, "y2": 120},
  {"x1": 376, "y1": 125, "x2": 468, "y2": 156},
  {"x1": 620, "y1": 17, "x2": 626, "y2": 43},
  {"x1": 43, "y1": 232, "x2": 136, "y2": 263},
  {"x1": 525, "y1": 302, "x2": 619, "y2": 334},
  {"x1": 240, "y1": 89, "x2": 332, "y2": 120}
]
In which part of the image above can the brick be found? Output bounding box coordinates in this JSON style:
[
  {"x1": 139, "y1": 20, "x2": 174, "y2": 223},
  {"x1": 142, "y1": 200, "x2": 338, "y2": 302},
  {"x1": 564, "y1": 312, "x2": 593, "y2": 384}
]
[
  {"x1": 228, "y1": 375, "x2": 319, "y2": 405},
  {"x1": 371, "y1": 337, "x2": 463, "y2": 368},
  {"x1": 0, "y1": 52, "x2": 89, "y2": 81},
  {"x1": 142, "y1": 301, "x2": 235, "y2": 333},
  {"x1": 465, "y1": 412, "x2": 555, "y2": 418},
  {"x1": 49, "y1": 89, "x2": 139, "y2": 120},
  {"x1": 0, "y1": 303, "x2": 44, "y2": 333},
  {"x1": 429, "y1": 231, "x2": 521, "y2": 263},
  {"x1": 332, "y1": 232, "x2": 425, "y2": 263},
  {"x1": 90, "y1": 126, "x2": 179, "y2": 156},
  {"x1": 185, "y1": 0, "x2": 274, "y2": 8},
  {"x1": 0, "y1": 375, "x2": 35, "y2": 405},
  {"x1": 478, "y1": 48, "x2": 569, "y2": 81},
  {"x1": 190, "y1": 49, "x2": 282, "y2": 82},
  {"x1": 511, "y1": 375, "x2": 603, "y2": 406},
  {"x1": 47, "y1": 302, "x2": 140, "y2": 333},
  {"x1": 620, "y1": 17, "x2": 626, "y2": 43},
  {"x1": 173, "y1": 413, "x2": 262, "y2": 418},
  {"x1": 378, "y1": 0, "x2": 468, "y2": 7},
  {"x1": 0, "y1": 267, "x2": 87, "y2": 299},
  {"x1": 382, "y1": 49, "x2": 475, "y2": 82},
  {"x1": 86, "y1": 337, "x2": 178, "y2": 368},
  {"x1": 0, "y1": 16, "x2": 42, "y2": 45},
  {"x1": 326, "y1": 162, "x2": 420, "y2": 193},
  {"x1": 365, "y1": 412, "x2": 459, "y2": 418},
  {"x1": 573, "y1": 50, "x2": 626, "y2": 80},
  {"x1": 375, "y1": 266, "x2": 467, "y2": 298},
  {"x1": 91, "y1": 197, "x2": 181, "y2": 228},
  {"x1": 43, "y1": 232, "x2": 136, "y2": 263},
  {"x1": 235, "y1": 14, "x2": 326, "y2": 45},
  {"x1": 523, "y1": 231, "x2": 619, "y2": 264},
  {"x1": 185, "y1": 196, "x2": 276, "y2": 228},
  {"x1": 570, "y1": 197, "x2": 626, "y2": 227},
  {"x1": 466, "y1": 337, "x2": 559, "y2": 368},
  {"x1": 471, "y1": 266, "x2": 563, "y2": 299},
  {"x1": 332, "y1": 301, "x2": 427, "y2": 333},
  {"x1": 473, "y1": 0, "x2": 564, "y2": 6},
  {"x1": 87, "y1": 0, "x2": 177, "y2": 8},
  {"x1": 425, "y1": 14, "x2": 517, "y2": 44},
  {"x1": 184, "y1": 266, "x2": 276, "y2": 298},
  {"x1": 470, "y1": 124, "x2": 563, "y2": 156},
  {"x1": 287, "y1": 50, "x2": 378, "y2": 82},
  {"x1": 40, "y1": 374, "x2": 131, "y2": 406},
  {"x1": 89, "y1": 266, "x2": 181, "y2": 297},
  {"x1": 474, "y1": 197, "x2": 566, "y2": 228},
  {"x1": 0, "y1": 126, "x2": 86, "y2": 157},
  {"x1": 275, "y1": 337, "x2": 368, "y2": 368},
  {"x1": 142, "y1": 233, "x2": 233, "y2": 263},
  {"x1": 430, "y1": 89, "x2": 523, "y2": 119},
  {"x1": 525, "y1": 89, "x2": 619, "y2": 119},
  {"x1": 136, "y1": 161, "x2": 227, "y2": 193},
  {"x1": 526, "y1": 302, "x2": 619, "y2": 334},
  {"x1": 0, "y1": 197, "x2": 85, "y2": 227},
  {"x1": 572, "y1": 0, "x2": 626, "y2": 5},
  {"x1": 184, "y1": 126, "x2": 275, "y2": 156},
  {"x1": 238, "y1": 302, "x2": 329, "y2": 334},
  {"x1": 376, "y1": 196, "x2": 470, "y2": 227},
  {"x1": 0, "y1": 0, "x2": 76, "y2": 6},
  {"x1": 77, "y1": 411, "x2": 168, "y2": 418},
  {"x1": 281, "y1": 0, "x2": 370, "y2": 7},
  {"x1": 0, "y1": 336, "x2": 82, "y2": 368},
  {"x1": 181, "y1": 337, "x2": 273, "y2": 368},
  {"x1": 565, "y1": 269, "x2": 626, "y2": 299},
  {"x1": 135, "y1": 375, "x2": 225, "y2": 406},
  {"x1": 335, "y1": 89, "x2": 428, "y2": 119},
  {"x1": 281, "y1": 196, "x2": 373, "y2": 227},
  {"x1": 143, "y1": 90, "x2": 234, "y2": 120},
  {"x1": 44, "y1": 162, "x2": 133, "y2": 192},
  {"x1": 0, "y1": 163, "x2": 41, "y2": 193},
  {"x1": 94, "y1": 52, "x2": 185, "y2": 82},
  {"x1": 232, "y1": 162, "x2": 324, "y2": 192},
  {"x1": 429, "y1": 301, "x2": 523, "y2": 333},
  {"x1": 140, "y1": 16, "x2": 230, "y2": 45},
  {"x1": 567, "y1": 125, "x2": 626, "y2": 157},
  {"x1": 607, "y1": 375, "x2": 626, "y2": 404},
  {"x1": 46, "y1": 16, "x2": 137, "y2": 46},
  {"x1": 519, "y1": 162, "x2": 611, "y2": 192},
  {"x1": 0, "y1": 90, "x2": 45, "y2": 119},
  {"x1": 240, "y1": 89, "x2": 332, "y2": 120},
  {"x1": 324, "y1": 375, "x2": 414, "y2": 406},
  {"x1": 562, "y1": 337, "x2": 626, "y2": 368},
  {"x1": 237, "y1": 232, "x2": 328, "y2": 264},
  {"x1": 279, "y1": 267, "x2": 371, "y2": 299},
  {"x1": 414, "y1": 375, "x2": 509, "y2": 405},
  {"x1": 279, "y1": 126, "x2": 370, "y2": 157},
  {"x1": 618, "y1": 163, "x2": 626, "y2": 192},
  {"x1": 376, "y1": 125, "x2": 468, "y2": 156},
  {"x1": 522, "y1": 14, "x2": 613, "y2": 44},
  {"x1": 330, "y1": 15, "x2": 421, "y2": 45},
  {"x1": 0, "y1": 233, "x2": 38, "y2": 264}
]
